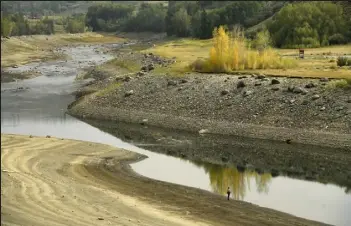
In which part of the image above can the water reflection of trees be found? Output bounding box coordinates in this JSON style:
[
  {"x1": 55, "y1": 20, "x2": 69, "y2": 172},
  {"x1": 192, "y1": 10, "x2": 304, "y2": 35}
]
[{"x1": 193, "y1": 161, "x2": 272, "y2": 200}]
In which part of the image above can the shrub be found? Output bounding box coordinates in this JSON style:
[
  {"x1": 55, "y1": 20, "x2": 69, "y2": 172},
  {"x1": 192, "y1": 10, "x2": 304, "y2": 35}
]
[
  {"x1": 328, "y1": 33, "x2": 347, "y2": 45},
  {"x1": 189, "y1": 58, "x2": 211, "y2": 72},
  {"x1": 337, "y1": 56, "x2": 351, "y2": 67}
]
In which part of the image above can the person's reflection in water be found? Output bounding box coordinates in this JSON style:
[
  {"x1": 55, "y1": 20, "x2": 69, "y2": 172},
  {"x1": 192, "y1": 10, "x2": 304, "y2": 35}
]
[{"x1": 227, "y1": 187, "x2": 231, "y2": 200}]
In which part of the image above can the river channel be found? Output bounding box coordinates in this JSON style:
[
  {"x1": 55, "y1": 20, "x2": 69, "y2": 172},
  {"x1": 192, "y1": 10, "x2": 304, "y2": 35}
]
[{"x1": 1, "y1": 44, "x2": 350, "y2": 226}]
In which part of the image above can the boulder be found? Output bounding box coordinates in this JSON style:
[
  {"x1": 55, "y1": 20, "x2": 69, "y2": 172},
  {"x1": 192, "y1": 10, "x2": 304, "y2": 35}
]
[
  {"x1": 125, "y1": 90, "x2": 134, "y2": 97},
  {"x1": 237, "y1": 81, "x2": 246, "y2": 88},
  {"x1": 305, "y1": 83, "x2": 316, "y2": 88},
  {"x1": 199, "y1": 129, "x2": 209, "y2": 134},
  {"x1": 147, "y1": 64, "x2": 155, "y2": 71},
  {"x1": 167, "y1": 80, "x2": 177, "y2": 86},
  {"x1": 221, "y1": 89, "x2": 229, "y2": 95},
  {"x1": 312, "y1": 94, "x2": 320, "y2": 100},
  {"x1": 320, "y1": 78, "x2": 329, "y2": 82},
  {"x1": 243, "y1": 90, "x2": 253, "y2": 97},
  {"x1": 271, "y1": 79, "x2": 280, "y2": 85}
]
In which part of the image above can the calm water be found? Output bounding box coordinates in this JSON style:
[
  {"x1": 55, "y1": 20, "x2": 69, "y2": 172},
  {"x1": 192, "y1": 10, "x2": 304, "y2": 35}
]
[{"x1": 1, "y1": 44, "x2": 350, "y2": 226}]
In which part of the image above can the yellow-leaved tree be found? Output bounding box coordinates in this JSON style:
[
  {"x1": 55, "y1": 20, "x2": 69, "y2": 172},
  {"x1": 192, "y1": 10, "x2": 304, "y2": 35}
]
[{"x1": 193, "y1": 25, "x2": 296, "y2": 72}]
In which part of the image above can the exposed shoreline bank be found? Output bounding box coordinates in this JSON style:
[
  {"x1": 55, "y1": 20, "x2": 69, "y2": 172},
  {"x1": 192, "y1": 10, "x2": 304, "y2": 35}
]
[{"x1": 1, "y1": 134, "x2": 326, "y2": 226}]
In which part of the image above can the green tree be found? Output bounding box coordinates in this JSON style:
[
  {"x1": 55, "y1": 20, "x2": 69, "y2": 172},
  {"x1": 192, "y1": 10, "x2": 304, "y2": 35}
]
[
  {"x1": 268, "y1": 2, "x2": 349, "y2": 48},
  {"x1": 171, "y1": 8, "x2": 191, "y2": 37},
  {"x1": 123, "y1": 3, "x2": 166, "y2": 32}
]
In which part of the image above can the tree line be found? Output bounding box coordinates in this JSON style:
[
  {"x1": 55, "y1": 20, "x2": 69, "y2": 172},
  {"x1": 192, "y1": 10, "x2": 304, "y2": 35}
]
[
  {"x1": 85, "y1": 1, "x2": 351, "y2": 47},
  {"x1": 2, "y1": 1, "x2": 350, "y2": 48},
  {"x1": 1, "y1": 13, "x2": 54, "y2": 36}
]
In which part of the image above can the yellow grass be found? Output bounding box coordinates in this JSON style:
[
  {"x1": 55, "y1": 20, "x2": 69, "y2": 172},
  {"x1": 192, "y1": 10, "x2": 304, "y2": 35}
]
[
  {"x1": 144, "y1": 37, "x2": 351, "y2": 79},
  {"x1": 1, "y1": 32, "x2": 125, "y2": 68}
]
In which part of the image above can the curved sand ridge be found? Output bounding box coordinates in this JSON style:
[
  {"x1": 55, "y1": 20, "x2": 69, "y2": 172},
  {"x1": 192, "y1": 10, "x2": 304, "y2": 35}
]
[{"x1": 1, "y1": 134, "x2": 325, "y2": 226}]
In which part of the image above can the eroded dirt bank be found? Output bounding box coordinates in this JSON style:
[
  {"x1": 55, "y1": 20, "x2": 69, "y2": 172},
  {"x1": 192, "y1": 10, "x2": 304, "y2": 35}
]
[{"x1": 1, "y1": 134, "x2": 326, "y2": 226}]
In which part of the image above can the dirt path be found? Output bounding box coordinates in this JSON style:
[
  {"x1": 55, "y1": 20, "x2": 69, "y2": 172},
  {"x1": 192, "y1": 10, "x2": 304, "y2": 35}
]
[{"x1": 1, "y1": 134, "x2": 325, "y2": 226}]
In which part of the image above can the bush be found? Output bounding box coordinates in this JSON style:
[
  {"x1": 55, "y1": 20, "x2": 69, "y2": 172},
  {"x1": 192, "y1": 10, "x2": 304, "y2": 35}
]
[
  {"x1": 328, "y1": 33, "x2": 347, "y2": 45},
  {"x1": 337, "y1": 56, "x2": 351, "y2": 67},
  {"x1": 189, "y1": 58, "x2": 211, "y2": 72}
]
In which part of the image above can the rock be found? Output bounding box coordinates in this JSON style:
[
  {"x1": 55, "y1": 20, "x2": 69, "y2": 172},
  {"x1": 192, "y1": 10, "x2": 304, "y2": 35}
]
[
  {"x1": 305, "y1": 83, "x2": 316, "y2": 88},
  {"x1": 271, "y1": 87, "x2": 280, "y2": 91},
  {"x1": 320, "y1": 78, "x2": 329, "y2": 82},
  {"x1": 256, "y1": 74, "x2": 265, "y2": 79},
  {"x1": 347, "y1": 99, "x2": 351, "y2": 103},
  {"x1": 335, "y1": 106, "x2": 344, "y2": 111},
  {"x1": 289, "y1": 99, "x2": 296, "y2": 104},
  {"x1": 123, "y1": 76, "x2": 132, "y2": 82},
  {"x1": 125, "y1": 90, "x2": 134, "y2": 97},
  {"x1": 271, "y1": 79, "x2": 280, "y2": 85},
  {"x1": 46, "y1": 135, "x2": 51, "y2": 138},
  {"x1": 12, "y1": 65, "x2": 18, "y2": 68},
  {"x1": 199, "y1": 129, "x2": 209, "y2": 134},
  {"x1": 97, "y1": 217, "x2": 104, "y2": 220},
  {"x1": 140, "y1": 119, "x2": 148, "y2": 125},
  {"x1": 238, "y1": 76, "x2": 247, "y2": 79},
  {"x1": 29, "y1": 135, "x2": 33, "y2": 138},
  {"x1": 141, "y1": 66, "x2": 148, "y2": 71},
  {"x1": 301, "y1": 89, "x2": 308, "y2": 95},
  {"x1": 136, "y1": 71, "x2": 146, "y2": 77},
  {"x1": 302, "y1": 100, "x2": 309, "y2": 105},
  {"x1": 147, "y1": 64, "x2": 154, "y2": 71},
  {"x1": 237, "y1": 81, "x2": 246, "y2": 88},
  {"x1": 180, "y1": 79, "x2": 188, "y2": 83},
  {"x1": 243, "y1": 90, "x2": 253, "y2": 97},
  {"x1": 254, "y1": 82, "x2": 262, "y2": 86},
  {"x1": 312, "y1": 94, "x2": 320, "y2": 100},
  {"x1": 292, "y1": 87, "x2": 304, "y2": 94},
  {"x1": 286, "y1": 139, "x2": 292, "y2": 144},
  {"x1": 287, "y1": 86, "x2": 294, "y2": 92},
  {"x1": 221, "y1": 89, "x2": 229, "y2": 95},
  {"x1": 167, "y1": 80, "x2": 177, "y2": 86},
  {"x1": 320, "y1": 106, "x2": 326, "y2": 111}
]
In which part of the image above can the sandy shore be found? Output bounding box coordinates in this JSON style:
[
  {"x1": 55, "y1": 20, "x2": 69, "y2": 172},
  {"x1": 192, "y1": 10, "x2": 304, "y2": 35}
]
[{"x1": 1, "y1": 134, "x2": 325, "y2": 226}]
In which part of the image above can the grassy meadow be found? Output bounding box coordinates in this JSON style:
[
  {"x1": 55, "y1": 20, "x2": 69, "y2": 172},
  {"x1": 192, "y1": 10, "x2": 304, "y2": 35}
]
[{"x1": 141, "y1": 35, "x2": 351, "y2": 79}]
